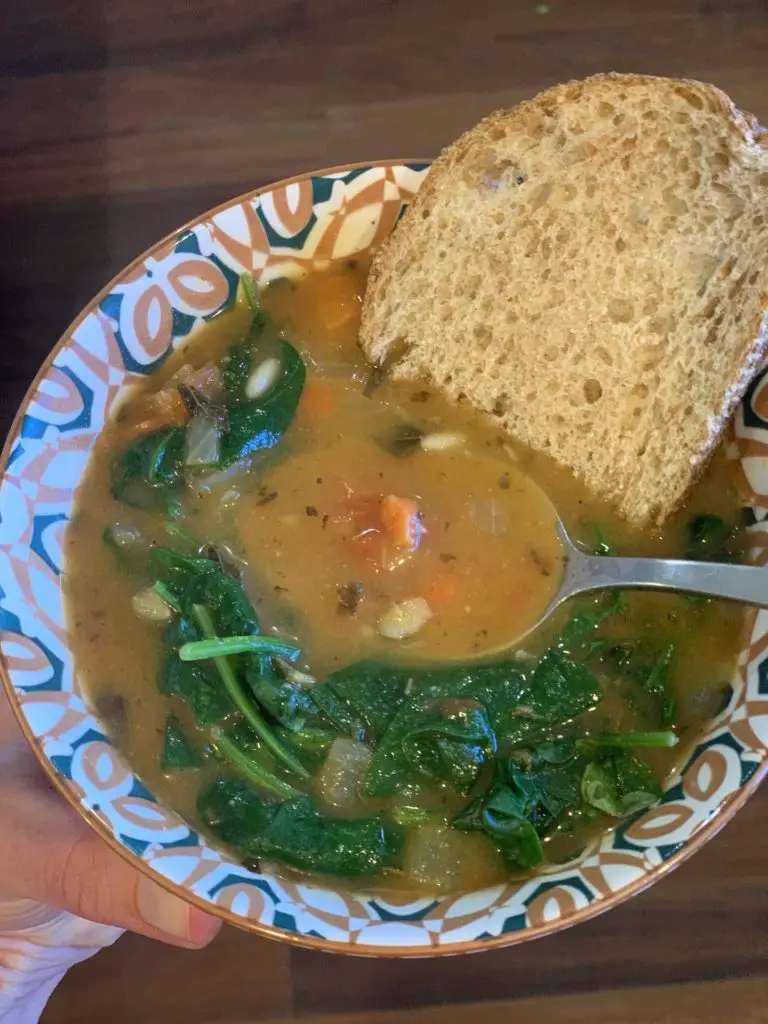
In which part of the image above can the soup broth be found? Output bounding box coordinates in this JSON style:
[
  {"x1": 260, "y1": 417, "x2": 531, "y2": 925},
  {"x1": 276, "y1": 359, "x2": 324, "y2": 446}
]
[{"x1": 64, "y1": 261, "x2": 747, "y2": 893}]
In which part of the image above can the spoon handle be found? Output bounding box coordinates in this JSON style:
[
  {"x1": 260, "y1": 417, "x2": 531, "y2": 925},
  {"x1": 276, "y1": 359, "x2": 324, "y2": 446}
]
[{"x1": 566, "y1": 552, "x2": 768, "y2": 607}]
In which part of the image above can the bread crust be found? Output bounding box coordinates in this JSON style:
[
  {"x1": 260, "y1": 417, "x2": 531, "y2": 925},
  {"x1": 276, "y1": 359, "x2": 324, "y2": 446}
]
[{"x1": 361, "y1": 74, "x2": 768, "y2": 525}]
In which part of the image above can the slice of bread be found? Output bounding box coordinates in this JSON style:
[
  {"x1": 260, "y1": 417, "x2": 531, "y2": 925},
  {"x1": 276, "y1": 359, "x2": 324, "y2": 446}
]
[{"x1": 360, "y1": 74, "x2": 768, "y2": 526}]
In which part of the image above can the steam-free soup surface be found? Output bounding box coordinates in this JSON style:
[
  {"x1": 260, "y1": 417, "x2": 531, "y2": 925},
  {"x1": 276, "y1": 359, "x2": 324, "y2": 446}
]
[{"x1": 64, "y1": 262, "x2": 747, "y2": 893}]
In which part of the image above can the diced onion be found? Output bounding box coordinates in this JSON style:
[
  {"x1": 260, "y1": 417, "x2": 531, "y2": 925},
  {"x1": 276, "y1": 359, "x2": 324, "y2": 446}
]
[
  {"x1": 420, "y1": 432, "x2": 465, "y2": 452},
  {"x1": 245, "y1": 358, "x2": 281, "y2": 400},
  {"x1": 131, "y1": 587, "x2": 173, "y2": 623},
  {"x1": 107, "y1": 524, "x2": 141, "y2": 548},
  {"x1": 184, "y1": 416, "x2": 221, "y2": 467},
  {"x1": 316, "y1": 739, "x2": 373, "y2": 813},
  {"x1": 378, "y1": 597, "x2": 433, "y2": 640}
]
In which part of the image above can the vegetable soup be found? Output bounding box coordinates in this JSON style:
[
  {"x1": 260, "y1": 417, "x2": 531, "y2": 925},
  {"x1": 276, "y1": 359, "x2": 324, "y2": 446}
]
[{"x1": 64, "y1": 262, "x2": 748, "y2": 893}]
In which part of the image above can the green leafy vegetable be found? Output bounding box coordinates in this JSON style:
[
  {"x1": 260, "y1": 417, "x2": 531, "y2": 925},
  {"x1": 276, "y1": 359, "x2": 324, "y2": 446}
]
[
  {"x1": 111, "y1": 428, "x2": 185, "y2": 507},
  {"x1": 211, "y1": 727, "x2": 302, "y2": 800},
  {"x1": 592, "y1": 730, "x2": 678, "y2": 749},
  {"x1": 198, "y1": 780, "x2": 404, "y2": 877},
  {"x1": 588, "y1": 522, "x2": 615, "y2": 556},
  {"x1": 641, "y1": 644, "x2": 677, "y2": 726},
  {"x1": 558, "y1": 592, "x2": 624, "y2": 654},
  {"x1": 581, "y1": 752, "x2": 661, "y2": 818},
  {"x1": 161, "y1": 716, "x2": 203, "y2": 771},
  {"x1": 237, "y1": 272, "x2": 260, "y2": 314},
  {"x1": 218, "y1": 340, "x2": 305, "y2": 468},
  {"x1": 311, "y1": 660, "x2": 416, "y2": 739},
  {"x1": 497, "y1": 649, "x2": 602, "y2": 747},
  {"x1": 180, "y1": 634, "x2": 302, "y2": 662},
  {"x1": 453, "y1": 783, "x2": 543, "y2": 871},
  {"x1": 160, "y1": 652, "x2": 234, "y2": 724},
  {"x1": 685, "y1": 514, "x2": 733, "y2": 561},
  {"x1": 190, "y1": 604, "x2": 310, "y2": 780}
]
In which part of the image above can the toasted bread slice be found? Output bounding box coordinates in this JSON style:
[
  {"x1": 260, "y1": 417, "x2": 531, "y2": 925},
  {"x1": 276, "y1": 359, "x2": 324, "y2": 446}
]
[{"x1": 360, "y1": 74, "x2": 768, "y2": 526}]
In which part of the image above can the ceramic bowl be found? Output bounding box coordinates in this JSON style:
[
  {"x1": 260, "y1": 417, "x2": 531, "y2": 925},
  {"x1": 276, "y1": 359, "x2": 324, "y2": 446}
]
[{"x1": 2, "y1": 161, "x2": 768, "y2": 956}]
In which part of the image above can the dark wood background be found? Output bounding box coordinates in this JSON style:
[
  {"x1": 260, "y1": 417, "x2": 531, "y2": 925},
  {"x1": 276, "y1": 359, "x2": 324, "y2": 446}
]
[{"x1": 2, "y1": 0, "x2": 768, "y2": 1020}]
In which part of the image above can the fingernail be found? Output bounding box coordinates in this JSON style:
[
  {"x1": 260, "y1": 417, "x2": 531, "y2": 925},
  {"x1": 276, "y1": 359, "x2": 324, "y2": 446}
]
[{"x1": 136, "y1": 876, "x2": 192, "y2": 941}]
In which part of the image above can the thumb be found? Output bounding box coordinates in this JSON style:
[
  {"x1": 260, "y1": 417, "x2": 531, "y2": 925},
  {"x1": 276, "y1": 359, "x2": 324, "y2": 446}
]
[
  {"x1": 51, "y1": 831, "x2": 223, "y2": 949},
  {"x1": 1, "y1": 773, "x2": 222, "y2": 949}
]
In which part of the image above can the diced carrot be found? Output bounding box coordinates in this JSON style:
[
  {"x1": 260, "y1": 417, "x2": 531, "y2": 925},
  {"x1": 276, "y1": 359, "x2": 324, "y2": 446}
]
[
  {"x1": 316, "y1": 273, "x2": 361, "y2": 330},
  {"x1": 300, "y1": 380, "x2": 337, "y2": 420},
  {"x1": 381, "y1": 494, "x2": 422, "y2": 551},
  {"x1": 418, "y1": 570, "x2": 459, "y2": 608}
]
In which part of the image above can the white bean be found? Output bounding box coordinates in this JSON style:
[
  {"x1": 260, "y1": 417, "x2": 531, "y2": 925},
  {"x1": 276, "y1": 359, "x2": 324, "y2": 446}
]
[
  {"x1": 245, "y1": 357, "x2": 281, "y2": 400},
  {"x1": 378, "y1": 597, "x2": 433, "y2": 640},
  {"x1": 419, "y1": 432, "x2": 465, "y2": 452},
  {"x1": 131, "y1": 587, "x2": 173, "y2": 623}
]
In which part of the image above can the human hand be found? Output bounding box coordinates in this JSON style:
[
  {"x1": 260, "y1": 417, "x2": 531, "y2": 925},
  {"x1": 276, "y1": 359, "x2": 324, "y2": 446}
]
[{"x1": 0, "y1": 683, "x2": 222, "y2": 948}]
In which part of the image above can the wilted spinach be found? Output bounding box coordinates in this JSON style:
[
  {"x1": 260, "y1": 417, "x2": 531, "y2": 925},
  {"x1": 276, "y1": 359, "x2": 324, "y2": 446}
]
[{"x1": 198, "y1": 780, "x2": 404, "y2": 877}]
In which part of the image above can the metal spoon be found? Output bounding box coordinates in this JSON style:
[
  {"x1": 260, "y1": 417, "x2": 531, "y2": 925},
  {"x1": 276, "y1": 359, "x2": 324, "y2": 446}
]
[{"x1": 522, "y1": 515, "x2": 768, "y2": 639}]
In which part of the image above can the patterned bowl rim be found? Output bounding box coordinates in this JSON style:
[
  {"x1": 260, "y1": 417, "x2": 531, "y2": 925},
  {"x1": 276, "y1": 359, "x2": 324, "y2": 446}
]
[{"x1": 1, "y1": 160, "x2": 765, "y2": 958}]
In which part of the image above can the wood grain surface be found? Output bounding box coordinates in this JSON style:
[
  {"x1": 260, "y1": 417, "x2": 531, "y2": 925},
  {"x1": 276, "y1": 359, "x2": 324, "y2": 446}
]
[{"x1": 1, "y1": 0, "x2": 767, "y2": 1021}]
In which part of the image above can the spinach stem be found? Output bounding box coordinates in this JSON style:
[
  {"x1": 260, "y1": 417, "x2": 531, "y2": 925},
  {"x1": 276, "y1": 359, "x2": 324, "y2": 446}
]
[
  {"x1": 238, "y1": 273, "x2": 260, "y2": 313},
  {"x1": 152, "y1": 580, "x2": 182, "y2": 613},
  {"x1": 190, "y1": 605, "x2": 310, "y2": 779},
  {"x1": 180, "y1": 634, "x2": 301, "y2": 662},
  {"x1": 595, "y1": 731, "x2": 679, "y2": 749},
  {"x1": 211, "y1": 728, "x2": 301, "y2": 800}
]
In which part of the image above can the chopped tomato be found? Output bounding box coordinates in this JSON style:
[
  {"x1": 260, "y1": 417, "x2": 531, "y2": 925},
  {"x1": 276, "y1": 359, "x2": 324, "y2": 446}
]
[
  {"x1": 381, "y1": 494, "x2": 422, "y2": 551},
  {"x1": 334, "y1": 491, "x2": 423, "y2": 571}
]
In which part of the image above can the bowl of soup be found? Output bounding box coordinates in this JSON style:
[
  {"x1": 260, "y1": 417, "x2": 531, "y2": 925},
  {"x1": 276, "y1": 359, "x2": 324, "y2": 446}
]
[{"x1": 2, "y1": 161, "x2": 768, "y2": 955}]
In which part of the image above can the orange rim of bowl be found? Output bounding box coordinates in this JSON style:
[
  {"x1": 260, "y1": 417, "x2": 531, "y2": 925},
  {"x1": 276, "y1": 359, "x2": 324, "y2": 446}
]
[{"x1": 1, "y1": 160, "x2": 765, "y2": 957}]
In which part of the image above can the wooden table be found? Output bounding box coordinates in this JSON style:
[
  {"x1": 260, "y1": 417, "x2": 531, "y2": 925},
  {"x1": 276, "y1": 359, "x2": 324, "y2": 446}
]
[{"x1": 2, "y1": 1, "x2": 768, "y2": 1020}]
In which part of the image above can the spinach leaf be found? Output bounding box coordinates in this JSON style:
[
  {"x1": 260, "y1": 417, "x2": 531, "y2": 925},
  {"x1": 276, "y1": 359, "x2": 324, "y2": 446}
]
[
  {"x1": 275, "y1": 724, "x2": 338, "y2": 767},
  {"x1": 210, "y1": 724, "x2": 303, "y2": 800},
  {"x1": 198, "y1": 780, "x2": 404, "y2": 877},
  {"x1": 111, "y1": 427, "x2": 185, "y2": 507},
  {"x1": 581, "y1": 752, "x2": 661, "y2": 818},
  {"x1": 198, "y1": 778, "x2": 277, "y2": 849},
  {"x1": 218, "y1": 340, "x2": 305, "y2": 468},
  {"x1": 640, "y1": 644, "x2": 676, "y2": 726},
  {"x1": 453, "y1": 783, "x2": 543, "y2": 871},
  {"x1": 498, "y1": 649, "x2": 602, "y2": 747},
  {"x1": 152, "y1": 549, "x2": 259, "y2": 636},
  {"x1": 160, "y1": 652, "x2": 234, "y2": 724},
  {"x1": 558, "y1": 592, "x2": 624, "y2": 653},
  {"x1": 311, "y1": 660, "x2": 415, "y2": 739},
  {"x1": 504, "y1": 749, "x2": 590, "y2": 834},
  {"x1": 686, "y1": 514, "x2": 733, "y2": 561},
  {"x1": 400, "y1": 702, "x2": 496, "y2": 795},
  {"x1": 587, "y1": 522, "x2": 615, "y2": 556},
  {"x1": 161, "y1": 716, "x2": 203, "y2": 771},
  {"x1": 363, "y1": 696, "x2": 484, "y2": 798},
  {"x1": 245, "y1": 662, "x2": 319, "y2": 733},
  {"x1": 362, "y1": 660, "x2": 525, "y2": 798}
]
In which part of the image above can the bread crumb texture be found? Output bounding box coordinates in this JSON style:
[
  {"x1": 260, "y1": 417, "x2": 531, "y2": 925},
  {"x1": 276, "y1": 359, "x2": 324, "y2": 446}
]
[{"x1": 361, "y1": 74, "x2": 768, "y2": 525}]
